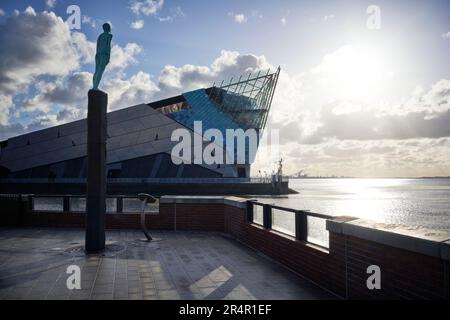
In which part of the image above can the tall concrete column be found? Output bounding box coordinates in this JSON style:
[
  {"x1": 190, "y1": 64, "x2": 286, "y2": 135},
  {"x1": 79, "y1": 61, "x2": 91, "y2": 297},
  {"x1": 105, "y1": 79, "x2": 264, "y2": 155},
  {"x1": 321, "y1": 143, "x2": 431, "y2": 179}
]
[{"x1": 85, "y1": 89, "x2": 107, "y2": 253}]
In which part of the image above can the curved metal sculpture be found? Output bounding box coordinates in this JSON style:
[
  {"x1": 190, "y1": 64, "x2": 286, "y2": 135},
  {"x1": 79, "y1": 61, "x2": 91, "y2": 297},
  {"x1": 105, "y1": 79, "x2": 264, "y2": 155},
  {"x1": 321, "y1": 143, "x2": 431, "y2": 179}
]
[{"x1": 138, "y1": 193, "x2": 157, "y2": 241}]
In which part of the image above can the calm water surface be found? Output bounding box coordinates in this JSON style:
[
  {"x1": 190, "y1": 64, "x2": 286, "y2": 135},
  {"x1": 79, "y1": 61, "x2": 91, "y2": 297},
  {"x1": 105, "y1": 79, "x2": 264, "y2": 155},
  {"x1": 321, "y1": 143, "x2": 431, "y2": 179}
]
[{"x1": 254, "y1": 178, "x2": 450, "y2": 231}]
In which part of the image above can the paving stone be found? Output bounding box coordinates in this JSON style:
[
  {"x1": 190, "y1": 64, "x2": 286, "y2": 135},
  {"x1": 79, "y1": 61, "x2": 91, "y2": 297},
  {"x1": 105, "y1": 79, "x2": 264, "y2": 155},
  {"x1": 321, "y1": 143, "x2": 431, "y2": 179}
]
[{"x1": 0, "y1": 228, "x2": 335, "y2": 300}]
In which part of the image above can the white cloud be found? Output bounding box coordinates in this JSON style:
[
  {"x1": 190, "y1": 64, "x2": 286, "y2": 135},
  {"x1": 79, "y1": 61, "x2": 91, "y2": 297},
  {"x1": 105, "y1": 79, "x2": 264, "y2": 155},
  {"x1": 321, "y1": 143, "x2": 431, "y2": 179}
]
[
  {"x1": 0, "y1": 8, "x2": 5, "y2": 16},
  {"x1": 130, "y1": 0, "x2": 183, "y2": 23},
  {"x1": 323, "y1": 14, "x2": 335, "y2": 22},
  {"x1": 157, "y1": 50, "x2": 272, "y2": 98},
  {"x1": 104, "y1": 71, "x2": 159, "y2": 110},
  {"x1": 82, "y1": 15, "x2": 97, "y2": 28},
  {"x1": 234, "y1": 13, "x2": 247, "y2": 24},
  {"x1": 0, "y1": 6, "x2": 144, "y2": 130},
  {"x1": 71, "y1": 31, "x2": 96, "y2": 64},
  {"x1": 131, "y1": 0, "x2": 164, "y2": 16},
  {"x1": 281, "y1": 17, "x2": 287, "y2": 26},
  {"x1": 130, "y1": 19, "x2": 145, "y2": 29},
  {"x1": 442, "y1": 31, "x2": 450, "y2": 39},
  {"x1": 251, "y1": 10, "x2": 263, "y2": 19},
  {"x1": 157, "y1": 6, "x2": 185, "y2": 22},
  {"x1": 46, "y1": 0, "x2": 57, "y2": 8},
  {"x1": 0, "y1": 95, "x2": 13, "y2": 125},
  {"x1": 23, "y1": 72, "x2": 92, "y2": 113},
  {"x1": 109, "y1": 43, "x2": 142, "y2": 70},
  {"x1": 0, "y1": 7, "x2": 80, "y2": 110}
]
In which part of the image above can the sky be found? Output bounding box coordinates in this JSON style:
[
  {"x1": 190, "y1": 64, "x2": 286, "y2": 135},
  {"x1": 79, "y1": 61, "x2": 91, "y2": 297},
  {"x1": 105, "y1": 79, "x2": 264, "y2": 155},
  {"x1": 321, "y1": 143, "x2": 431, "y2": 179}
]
[{"x1": 0, "y1": 0, "x2": 449, "y2": 177}]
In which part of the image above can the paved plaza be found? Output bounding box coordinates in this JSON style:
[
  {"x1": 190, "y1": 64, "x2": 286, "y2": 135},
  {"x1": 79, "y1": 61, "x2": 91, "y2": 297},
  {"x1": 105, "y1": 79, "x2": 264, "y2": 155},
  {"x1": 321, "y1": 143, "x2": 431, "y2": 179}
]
[{"x1": 0, "y1": 228, "x2": 335, "y2": 300}]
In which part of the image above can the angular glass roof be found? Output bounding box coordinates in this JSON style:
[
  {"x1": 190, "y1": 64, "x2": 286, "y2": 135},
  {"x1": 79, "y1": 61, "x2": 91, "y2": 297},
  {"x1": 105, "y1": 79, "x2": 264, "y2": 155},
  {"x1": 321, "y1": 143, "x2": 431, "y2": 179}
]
[{"x1": 207, "y1": 67, "x2": 280, "y2": 130}]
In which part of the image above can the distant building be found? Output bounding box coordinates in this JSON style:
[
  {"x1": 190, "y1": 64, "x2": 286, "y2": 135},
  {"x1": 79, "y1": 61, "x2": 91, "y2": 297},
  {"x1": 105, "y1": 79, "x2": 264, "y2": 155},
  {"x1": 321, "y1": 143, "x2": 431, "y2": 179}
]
[{"x1": 0, "y1": 69, "x2": 280, "y2": 181}]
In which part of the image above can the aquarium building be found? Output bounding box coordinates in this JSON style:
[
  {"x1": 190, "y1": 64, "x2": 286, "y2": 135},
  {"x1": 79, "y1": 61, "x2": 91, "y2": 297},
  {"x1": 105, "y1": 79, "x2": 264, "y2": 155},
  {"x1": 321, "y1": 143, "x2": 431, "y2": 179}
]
[{"x1": 0, "y1": 69, "x2": 280, "y2": 185}]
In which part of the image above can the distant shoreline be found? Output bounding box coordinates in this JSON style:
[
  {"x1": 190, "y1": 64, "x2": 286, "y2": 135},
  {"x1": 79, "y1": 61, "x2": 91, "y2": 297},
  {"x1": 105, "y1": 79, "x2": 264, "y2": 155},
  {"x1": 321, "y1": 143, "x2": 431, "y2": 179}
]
[{"x1": 287, "y1": 176, "x2": 450, "y2": 179}]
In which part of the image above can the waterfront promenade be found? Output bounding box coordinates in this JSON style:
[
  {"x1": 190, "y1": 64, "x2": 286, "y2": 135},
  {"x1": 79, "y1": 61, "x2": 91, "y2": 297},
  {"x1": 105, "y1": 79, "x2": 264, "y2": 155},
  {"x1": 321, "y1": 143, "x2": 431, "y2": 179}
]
[
  {"x1": 0, "y1": 228, "x2": 332, "y2": 300},
  {"x1": 1, "y1": 195, "x2": 449, "y2": 300}
]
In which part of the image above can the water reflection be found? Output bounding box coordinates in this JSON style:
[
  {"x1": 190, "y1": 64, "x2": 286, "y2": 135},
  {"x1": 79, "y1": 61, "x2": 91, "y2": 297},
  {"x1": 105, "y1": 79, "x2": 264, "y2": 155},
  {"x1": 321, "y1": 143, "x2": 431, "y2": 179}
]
[{"x1": 256, "y1": 178, "x2": 450, "y2": 230}]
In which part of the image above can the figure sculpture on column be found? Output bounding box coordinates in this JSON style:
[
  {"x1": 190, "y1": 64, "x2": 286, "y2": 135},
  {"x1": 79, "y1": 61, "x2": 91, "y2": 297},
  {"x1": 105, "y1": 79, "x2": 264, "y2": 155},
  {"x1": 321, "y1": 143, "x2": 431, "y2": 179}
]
[{"x1": 93, "y1": 23, "x2": 112, "y2": 90}]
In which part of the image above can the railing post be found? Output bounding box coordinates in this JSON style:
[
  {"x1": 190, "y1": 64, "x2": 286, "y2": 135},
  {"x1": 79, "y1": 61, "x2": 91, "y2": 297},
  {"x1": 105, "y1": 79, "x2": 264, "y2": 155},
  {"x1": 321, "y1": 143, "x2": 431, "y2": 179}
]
[
  {"x1": 63, "y1": 196, "x2": 70, "y2": 212},
  {"x1": 295, "y1": 210, "x2": 308, "y2": 241},
  {"x1": 27, "y1": 194, "x2": 34, "y2": 212},
  {"x1": 263, "y1": 204, "x2": 272, "y2": 229},
  {"x1": 246, "y1": 201, "x2": 253, "y2": 223},
  {"x1": 117, "y1": 196, "x2": 123, "y2": 213}
]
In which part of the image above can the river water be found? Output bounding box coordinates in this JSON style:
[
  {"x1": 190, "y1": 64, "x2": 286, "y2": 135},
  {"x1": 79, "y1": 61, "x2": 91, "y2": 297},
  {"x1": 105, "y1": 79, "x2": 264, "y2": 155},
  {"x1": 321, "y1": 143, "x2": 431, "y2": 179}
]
[{"x1": 254, "y1": 178, "x2": 450, "y2": 231}]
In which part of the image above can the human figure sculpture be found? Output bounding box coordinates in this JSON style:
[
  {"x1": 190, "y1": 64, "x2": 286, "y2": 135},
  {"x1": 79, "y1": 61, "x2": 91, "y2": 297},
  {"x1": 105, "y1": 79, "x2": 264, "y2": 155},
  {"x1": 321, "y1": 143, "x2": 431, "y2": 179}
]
[{"x1": 93, "y1": 23, "x2": 112, "y2": 90}]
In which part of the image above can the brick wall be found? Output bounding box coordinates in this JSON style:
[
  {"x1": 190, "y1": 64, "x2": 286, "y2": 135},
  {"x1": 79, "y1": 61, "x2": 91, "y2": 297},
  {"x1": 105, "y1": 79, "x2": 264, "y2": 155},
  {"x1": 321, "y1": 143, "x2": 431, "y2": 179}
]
[
  {"x1": 11, "y1": 201, "x2": 223, "y2": 231},
  {"x1": 344, "y1": 235, "x2": 449, "y2": 299}
]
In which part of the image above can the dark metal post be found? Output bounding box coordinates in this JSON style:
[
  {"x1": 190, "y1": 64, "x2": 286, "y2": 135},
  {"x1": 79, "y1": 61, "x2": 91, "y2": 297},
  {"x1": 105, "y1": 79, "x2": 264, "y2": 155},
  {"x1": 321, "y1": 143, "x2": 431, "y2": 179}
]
[
  {"x1": 85, "y1": 89, "x2": 107, "y2": 253},
  {"x1": 246, "y1": 201, "x2": 254, "y2": 223},
  {"x1": 27, "y1": 194, "x2": 34, "y2": 212},
  {"x1": 295, "y1": 210, "x2": 308, "y2": 241},
  {"x1": 63, "y1": 196, "x2": 70, "y2": 212},
  {"x1": 116, "y1": 196, "x2": 123, "y2": 213},
  {"x1": 263, "y1": 204, "x2": 272, "y2": 229}
]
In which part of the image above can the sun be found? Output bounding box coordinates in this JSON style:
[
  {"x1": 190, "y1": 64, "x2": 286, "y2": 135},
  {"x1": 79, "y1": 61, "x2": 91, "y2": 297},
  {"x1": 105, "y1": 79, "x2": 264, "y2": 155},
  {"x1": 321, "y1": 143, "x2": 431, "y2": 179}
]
[{"x1": 313, "y1": 44, "x2": 395, "y2": 102}]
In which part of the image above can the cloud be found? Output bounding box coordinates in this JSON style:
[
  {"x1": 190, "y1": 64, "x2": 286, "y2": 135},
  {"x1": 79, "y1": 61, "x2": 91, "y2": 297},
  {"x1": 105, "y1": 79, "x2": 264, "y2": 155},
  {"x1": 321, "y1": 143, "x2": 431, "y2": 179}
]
[
  {"x1": 109, "y1": 43, "x2": 143, "y2": 70},
  {"x1": 275, "y1": 138, "x2": 450, "y2": 177},
  {"x1": 0, "y1": 6, "x2": 143, "y2": 131},
  {"x1": 314, "y1": 104, "x2": 450, "y2": 141},
  {"x1": 156, "y1": 6, "x2": 185, "y2": 22},
  {"x1": 157, "y1": 50, "x2": 272, "y2": 98},
  {"x1": 23, "y1": 72, "x2": 92, "y2": 113},
  {"x1": 130, "y1": 19, "x2": 145, "y2": 29},
  {"x1": 130, "y1": 0, "x2": 183, "y2": 23},
  {"x1": 0, "y1": 123, "x2": 25, "y2": 141},
  {"x1": 71, "y1": 31, "x2": 96, "y2": 64},
  {"x1": 0, "y1": 7, "x2": 82, "y2": 127},
  {"x1": 281, "y1": 17, "x2": 287, "y2": 26},
  {"x1": 251, "y1": 10, "x2": 263, "y2": 20},
  {"x1": 82, "y1": 15, "x2": 98, "y2": 28},
  {"x1": 104, "y1": 71, "x2": 159, "y2": 110},
  {"x1": 131, "y1": 0, "x2": 164, "y2": 16},
  {"x1": 0, "y1": 8, "x2": 79, "y2": 96},
  {"x1": 234, "y1": 14, "x2": 247, "y2": 24},
  {"x1": 46, "y1": 0, "x2": 57, "y2": 8},
  {"x1": 323, "y1": 14, "x2": 335, "y2": 22},
  {"x1": 442, "y1": 31, "x2": 450, "y2": 39},
  {"x1": 228, "y1": 11, "x2": 263, "y2": 25},
  {"x1": 293, "y1": 78, "x2": 450, "y2": 143},
  {"x1": 0, "y1": 8, "x2": 5, "y2": 16},
  {"x1": 0, "y1": 95, "x2": 13, "y2": 126}
]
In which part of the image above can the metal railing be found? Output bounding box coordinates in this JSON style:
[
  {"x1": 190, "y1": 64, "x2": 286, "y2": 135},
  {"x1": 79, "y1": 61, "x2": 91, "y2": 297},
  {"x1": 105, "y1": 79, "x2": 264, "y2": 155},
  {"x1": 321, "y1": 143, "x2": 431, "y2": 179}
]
[
  {"x1": 246, "y1": 200, "x2": 333, "y2": 248},
  {"x1": 28, "y1": 194, "x2": 159, "y2": 214},
  {"x1": 0, "y1": 176, "x2": 289, "y2": 184}
]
